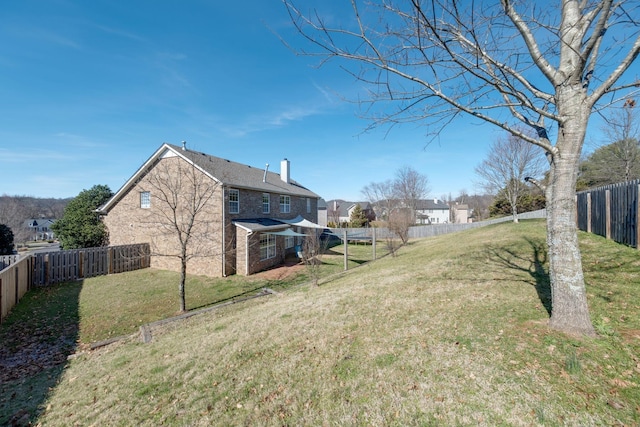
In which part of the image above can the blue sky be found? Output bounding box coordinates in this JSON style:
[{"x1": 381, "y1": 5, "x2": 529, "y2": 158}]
[{"x1": 0, "y1": 1, "x2": 606, "y2": 201}]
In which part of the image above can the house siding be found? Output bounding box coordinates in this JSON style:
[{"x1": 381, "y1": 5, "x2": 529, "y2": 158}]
[{"x1": 228, "y1": 189, "x2": 318, "y2": 223}]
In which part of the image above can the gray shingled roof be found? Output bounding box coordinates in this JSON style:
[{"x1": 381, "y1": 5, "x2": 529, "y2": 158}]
[
  {"x1": 415, "y1": 199, "x2": 449, "y2": 210},
  {"x1": 99, "y1": 143, "x2": 319, "y2": 214},
  {"x1": 167, "y1": 144, "x2": 319, "y2": 198}
]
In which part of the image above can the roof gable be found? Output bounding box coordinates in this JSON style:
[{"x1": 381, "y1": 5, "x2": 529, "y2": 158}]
[{"x1": 99, "y1": 143, "x2": 319, "y2": 213}]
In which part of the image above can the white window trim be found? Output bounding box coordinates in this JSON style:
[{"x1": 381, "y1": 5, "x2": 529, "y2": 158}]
[
  {"x1": 306, "y1": 197, "x2": 311, "y2": 214},
  {"x1": 229, "y1": 189, "x2": 240, "y2": 214},
  {"x1": 140, "y1": 191, "x2": 151, "y2": 209},
  {"x1": 262, "y1": 193, "x2": 270, "y2": 214},
  {"x1": 280, "y1": 195, "x2": 290, "y2": 213},
  {"x1": 260, "y1": 234, "x2": 276, "y2": 260}
]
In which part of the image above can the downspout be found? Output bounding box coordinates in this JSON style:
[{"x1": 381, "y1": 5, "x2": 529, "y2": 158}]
[{"x1": 222, "y1": 186, "x2": 226, "y2": 277}]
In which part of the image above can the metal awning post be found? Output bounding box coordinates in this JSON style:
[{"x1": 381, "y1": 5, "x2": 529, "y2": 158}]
[{"x1": 372, "y1": 227, "x2": 376, "y2": 260}]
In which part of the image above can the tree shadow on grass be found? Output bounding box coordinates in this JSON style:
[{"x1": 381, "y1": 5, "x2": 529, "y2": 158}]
[
  {"x1": 0, "y1": 281, "x2": 82, "y2": 425},
  {"x1": 485, "y1": 238, "x2": 552, "y2": 316}
]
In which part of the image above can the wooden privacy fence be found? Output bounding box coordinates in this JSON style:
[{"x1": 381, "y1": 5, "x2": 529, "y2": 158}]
[
  {"x1": 0, "y1": 254, "x2": 20, "y2": 270},
  {"x1": 577, "y1": 180, "x2": 640, "y2": 248},
  {"x1": 1, "y1": 243, "x2": 150, "y2": 323},
  {"x1": 32, "y1": 243, "x2": 151, "y2": 286},
  {"x1": 0, "y1": 256, "x2": 33, "y2": 324}
]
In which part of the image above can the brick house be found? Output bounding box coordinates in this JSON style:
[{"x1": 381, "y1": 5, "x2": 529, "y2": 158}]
[{"x1": 98, "y1": 143, "x2": 320, "y2": 276}]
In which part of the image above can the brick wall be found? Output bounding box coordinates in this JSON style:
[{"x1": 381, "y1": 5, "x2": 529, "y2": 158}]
[
  {"x1": 104, "y1": 155, "x2": 319, "y2": 277},
  {"x1": 103, "y1": 156, "x2": 226, "y2": 277}
]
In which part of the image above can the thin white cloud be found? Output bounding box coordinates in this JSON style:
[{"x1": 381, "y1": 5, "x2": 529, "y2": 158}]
[
  {"x1": 54, "y1": 133, "x2": 110, "y2": 149},
  {"x1": 0, "y1": 148, "x2": 75, "y2": 163},
  {"x1": 15, "y1": 26, "x2": 82, "y2": 50},
  {"x1": 94, "y1": 24, "x2": 146, "y2": 43}
]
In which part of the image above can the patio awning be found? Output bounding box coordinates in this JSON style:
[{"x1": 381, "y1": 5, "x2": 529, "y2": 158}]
[
  {"x1": 263, "y1": 229, "x2": 309, "y2": 237},
  {"x1": 278, "y1": 215, "x2": 325, "y2": 229}
]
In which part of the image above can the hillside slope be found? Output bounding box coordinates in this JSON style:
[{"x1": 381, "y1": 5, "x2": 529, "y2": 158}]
[{"x1": 35, "y1": 220, "x2": 640, "y2": 426}]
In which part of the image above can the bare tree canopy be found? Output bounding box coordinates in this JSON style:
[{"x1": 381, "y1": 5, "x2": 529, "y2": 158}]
[
  {"x1": 394, "y1": 166, "x2": 430, "y2": 216},
  {"x1": 142, "y1": 158, "x2": 220, "y2": 313},
  {"x1": 285, "y1": 0, "x2": 640, "y2": 336},
  {"x1": 475, "y1": 130, "x2": 546, "y2": 222}
]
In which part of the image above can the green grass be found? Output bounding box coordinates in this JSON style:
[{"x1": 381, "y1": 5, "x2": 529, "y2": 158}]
[
  {"x1": 2, "y1": 219, "x2": 640, "y2": 426},
  {"x1": 76, "y1": 269, "x2": 306, "y2": 344}
]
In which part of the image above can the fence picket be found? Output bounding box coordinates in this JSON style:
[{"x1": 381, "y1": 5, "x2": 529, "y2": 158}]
[{"x1": 576, "y1": 179, "x2": 640, "y2": 248}]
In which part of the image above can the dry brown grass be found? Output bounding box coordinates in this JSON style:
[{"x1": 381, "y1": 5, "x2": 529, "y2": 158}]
[{"x1": 17, "y1": 220, "x2": 640, "y2": 425}]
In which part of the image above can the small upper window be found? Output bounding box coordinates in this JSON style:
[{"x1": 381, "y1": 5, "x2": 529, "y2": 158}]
[
  {"x1": 140, "y1": 191, "x2": 151, "y2": 209},
  {"x1": 229, "y1": 189, "x2": 239, "y2": 214},
  {"x1": 280, "y1": 195, "x2": 290, "y2": 213},
  {"x1": 262, "y1": 193, "x2": 270, "y2": 214},
  {"x1": 306, "y1": 198, "x2": 311, "y2": 214}
]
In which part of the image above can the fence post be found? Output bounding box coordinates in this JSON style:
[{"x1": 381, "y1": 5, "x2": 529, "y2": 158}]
[
  {"x1": 637, "y1": 184, "x2": 640, "y2": 250},
  {"x1": 605, "y1": 189, "x2": 611, "y2": 240},
  {"x1": 108, "y1": 247, "x2": 114, "y2": 275},
  {"x1": 586, "y1": 192, "x2": 592, "y2": 233},
  {"x1": 14, "y1": 265, "x2": 19, "y2": 306},
  {"x1": 343, "y1": 230, "x2": 348, "y2": 271},
  {"x1": 372, "y1": 227, "x2": 377, "y2": 260}
]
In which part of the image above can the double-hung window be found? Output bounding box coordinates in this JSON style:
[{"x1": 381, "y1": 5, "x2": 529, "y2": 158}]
[
  {"x1": 140, "y1": 191, "x2": 151, "y2": 209},
  {"x1": 229, "y1": 189, "x2": 239, "y2": 214},
  {"x1": 262, "y1": 193, "x2": 270, "y2": 214},
  {"x1": 280, "y1": 195, "x2": 290, "y2": 213},
  {"x1": 260, "y1": 233, "x2": 276, "y2": 260},
  {"x1": 306, "y1": 197, "x2": 311, "y2": 213}
]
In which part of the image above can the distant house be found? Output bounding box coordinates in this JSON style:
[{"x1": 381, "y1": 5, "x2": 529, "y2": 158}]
[
  {"x1": 25, "y1": 218, "x2": 56, "y2": 241},
  {"x1": 98, "y1": 143, "x2": 321, "y2": 276},
  {"x1": 317, "y1": 198, "x2": 328, "y2": 227},
  {"x1": 415, "y1": 199, "x2": 450, "y2": 224},
  {"x1": 325, "y1": 200, "x2": 376, "y2": 226},
  {"x1": 452, "y1": 203, "x2": 471, "y2": 224}
]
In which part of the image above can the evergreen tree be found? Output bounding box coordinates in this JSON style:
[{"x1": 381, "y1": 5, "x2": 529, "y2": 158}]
[
  {"x1": 0, "y1": 224, "x2": 14, "y2": 255},
  {"x1": 349, "y1": 204, "x2": 367, "y2": 228},
  {"x1": 52, "y1": 185, "x2": 113, "y2": 249},
  {"x1": 578, "y1": 140, "x2": 640, "y2": 189}
]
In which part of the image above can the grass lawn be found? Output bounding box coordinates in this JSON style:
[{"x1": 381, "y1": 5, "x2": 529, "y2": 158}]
[{"x1": 2, "y1": 220, "x2": 639, "y2": 426}]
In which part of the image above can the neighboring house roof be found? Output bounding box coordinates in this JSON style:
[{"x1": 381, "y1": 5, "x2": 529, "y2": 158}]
[
  {"x1": 25, "y1": 219, "x2": 56, "y2": 228},
  {"x1": 415, "y1": 199, "x2": 450, "y2": 210},
  {"x1": 99, "y1": 143, "x2": 320, "y2": 213},
  {"x1": 326, "y1": 200, "x2": 372, "y2": 218}
]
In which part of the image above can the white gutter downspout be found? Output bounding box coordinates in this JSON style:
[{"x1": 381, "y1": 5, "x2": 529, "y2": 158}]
[{"x1": 222, "y1": 186, "x2": 226, "y2": 277}]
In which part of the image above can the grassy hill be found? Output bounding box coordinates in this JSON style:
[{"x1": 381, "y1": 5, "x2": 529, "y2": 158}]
[{"x1": 4, "y1": 219, "x2": 640, "y2": 426}]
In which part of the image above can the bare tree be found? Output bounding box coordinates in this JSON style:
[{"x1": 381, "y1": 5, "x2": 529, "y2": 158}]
[
  {"x1": 301, "y1": 230, "x2": 329, "y2": 286},
  {"x1": 327, "y1": 200, "x2": 341, "y2": 227},
  {"x1": 476, "y1": 131, "x2": 546, "y2": 223},
  {"x1": 362, "y1": 179, "x2": 396, "y2": 221},
  {"x1": 393, "y1": 166, "x2": 430, "y2": 222},
  {"x1": 284, "y1": 0, "x2": 640, "y2": 336},
  {"x1": 141, "y1": 158, "x2": 220, "y2": 313},
  {"x1": 0, "y1": 196, "x2": 37, "y2": 244}
]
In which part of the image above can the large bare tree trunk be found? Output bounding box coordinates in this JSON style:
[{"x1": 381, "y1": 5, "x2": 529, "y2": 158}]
[{"x1": 546, "y1": 89, "x2": 595, "y2": 336}]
